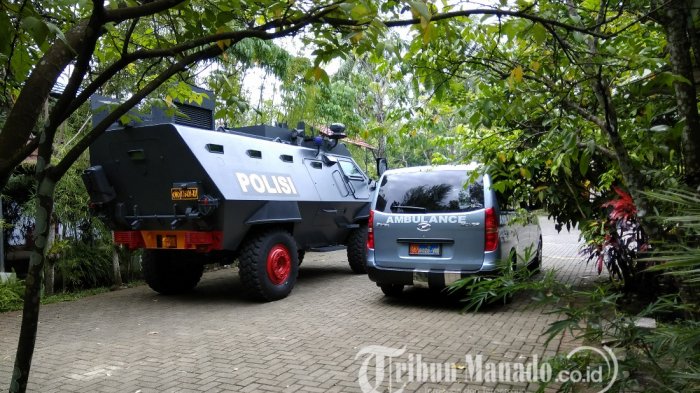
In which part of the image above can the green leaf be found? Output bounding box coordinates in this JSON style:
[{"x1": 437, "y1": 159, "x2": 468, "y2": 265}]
[
  {"x1": 21, "y1": 16, "x2": 49, "y2": 47},
  {"x1": 531, "y1": 23, "x2": 547, "y2": 44},
  {"x1": 9, "y1": 46, "x2": 31, "y2": 82},
  {"x1": 519, "y1": 167, "x2": 531, "y2": 179},
  {"x1": 579, "y1": 153, "x2": 589, "y2": 176},
  {"x1": 350, "y1": 4, "x2": 371, "y2": 20},
  {"x1": 306, "y1": 66, "x2": 330, "y2": 84},
  {"x1": 422, "y1": 22, "x2": 437, "y2": 44},
  {"x1": 409, "y1": 1, "x2": 431, "y2": 21},
  {"x1": 650, "y1": 125, "x2": 670, "y2": 132},
  {"x1": 46, "y1": 21, "x2": 70, "y2": 49}
]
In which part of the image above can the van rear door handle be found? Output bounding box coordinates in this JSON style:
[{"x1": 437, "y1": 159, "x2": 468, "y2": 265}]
[{"x1": 321, "y1": 209, "x2": 338, "y2": 214}]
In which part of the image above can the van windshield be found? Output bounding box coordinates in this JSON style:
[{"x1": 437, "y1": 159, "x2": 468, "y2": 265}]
[{"x1": 375, "y1": 170, "x2": 484, "y2": 213}]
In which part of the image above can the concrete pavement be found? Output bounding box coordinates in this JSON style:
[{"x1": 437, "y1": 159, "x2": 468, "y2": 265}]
[{"x1": 0, "y1": 218, "x2": 602, "y2": 392}]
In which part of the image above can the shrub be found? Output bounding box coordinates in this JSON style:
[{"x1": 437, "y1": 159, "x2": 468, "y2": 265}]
[
  {"x1": 55, "y1": 241, "x2": 113, "y2": 292},
  {"x1": 0, "y1": 278, "x2": 25, "y2": 313}
]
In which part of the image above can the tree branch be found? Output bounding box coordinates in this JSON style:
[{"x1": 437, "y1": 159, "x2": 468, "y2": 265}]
[
  {"x1": 68, "y1": 7, "x2": 336, "y2": 116},
  {"x1": 561, "y1": 100, "x2": 607, "y2": 130},
  {"x1": 324, "y1": 8, "x2": 609, "y2": 38},
  {"x1": 42, "y1": 1, "x2": 105, "y2": 152},
  {"x1": 0, "y1": 20, "x2": 89, "y2": 189},
  {"x1": 577, "y1": 142, "x2": 616, "y2": 160},
  {"x1": 51, "y1": 43, "x2": 224, "y2": 179},
  {"x1": 103, "y1": 0, "x2": 187, "y2": 23},
  {"x1": 122, "y1": 17, "x2": 139, "y2": 57}
]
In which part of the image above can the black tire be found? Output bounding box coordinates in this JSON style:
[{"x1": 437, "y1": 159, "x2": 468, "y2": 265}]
[
  {"x1": 347, "y1": 224, "x2": 368, "y2": 274},
  {"x1": 297, "y1": 250, "x2": 306, "y2": 266},
  {"x1": 380, "y1": 284, "x2": 404, "y2": 297},
  {"x1": 141, "y1": 250, "x2": 204, "y2": 295},
  {"x1": 238, "y1": 229, "x2": 299, "y2": 301},
  {"x1": 528, "y1": 236, "x2": 543, "y2": 273}
]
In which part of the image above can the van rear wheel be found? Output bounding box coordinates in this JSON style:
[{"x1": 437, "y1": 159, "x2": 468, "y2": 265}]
[
  {"x1": 380, "y1": 284, "x2": 404, "y2": 297},
  {"x1": 142, "y1": 250, "x2": 204, "y2": 295},
  {"x1": 347, "y1": 224, "x2": 368, "y2": 274},
  {"x1": 238, "y1": 229, "x2": 299, "y2": 301}
]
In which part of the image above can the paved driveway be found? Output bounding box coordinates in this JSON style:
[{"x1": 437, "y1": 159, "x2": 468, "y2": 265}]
[{"x1": 0, "y1": 219, "x2": 599, "y2": 392}]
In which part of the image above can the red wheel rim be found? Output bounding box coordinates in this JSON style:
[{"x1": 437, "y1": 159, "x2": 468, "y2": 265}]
[{"x1": 266, "y1": 244, "x2": 292, "y2": 285}]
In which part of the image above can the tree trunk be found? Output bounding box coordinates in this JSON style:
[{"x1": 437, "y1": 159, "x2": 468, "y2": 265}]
[
  {"x1": 0, "y1": 195, "x2": 5, "y2": 274},
  {"x1": 43, "y1": 222, "x2": 56, "y2": 296},
  {"x1": 112, "y1": 246, "x2": 123, "y2": 289},
  {"x1": 660, "y1": 0, "x2": 700, "y2": 189},
  {"x1": 10, "y1": 175, "x2": 56, "y2": 393}
]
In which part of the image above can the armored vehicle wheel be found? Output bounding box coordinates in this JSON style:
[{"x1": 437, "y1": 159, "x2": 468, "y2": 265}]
[
  {"x1": 142, "y1": 250, "x2": 204, "y2": 295},
  {"x1": 528, "y1": 236, "x2": 543, "y2": 273},
  {"x1": 238, "y1": 229, "x2": 299, "y2": 301},
  {"x1": 298, "y1": 250, "x2": 306, "y2": 266},
  {"x1": 380, "y1": 284, "x2": 403, "y2": 297},
  {"x1": 347, "y1": 224, "x2": 368, "y2": 274}
]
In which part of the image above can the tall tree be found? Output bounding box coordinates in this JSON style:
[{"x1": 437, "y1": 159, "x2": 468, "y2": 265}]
[{"x1": 652, "y1": 0, "x2": 700, "y2": 189}]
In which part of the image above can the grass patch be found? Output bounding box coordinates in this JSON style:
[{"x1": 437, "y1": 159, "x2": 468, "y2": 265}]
[
  {"x1": 1, "y1": 279, "x2": 144, "y2": 313},
  {"x1": 41, "y1": 287, "x2": 111, "y2": 306}
]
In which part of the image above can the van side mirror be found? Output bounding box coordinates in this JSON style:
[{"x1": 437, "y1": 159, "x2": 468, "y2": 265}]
[{"x1": 376, "y1": 158, "x2": 388, "y2": 177}]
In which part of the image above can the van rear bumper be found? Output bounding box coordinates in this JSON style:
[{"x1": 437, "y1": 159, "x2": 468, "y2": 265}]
[{"x1": 366, "y1": 264, "x2": 501, "y2": 289}]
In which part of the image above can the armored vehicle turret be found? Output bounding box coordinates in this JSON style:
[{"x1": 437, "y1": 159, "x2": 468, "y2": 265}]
[{"x1": 83, "y1": 91, "x2": 382, "y2": 301}]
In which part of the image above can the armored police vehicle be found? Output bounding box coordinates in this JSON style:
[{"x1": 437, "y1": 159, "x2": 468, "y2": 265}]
[
  {"x1": 366, "y1": 164, "x2": 542, "y2": 296},
  {"x1": 82, "y1": 91, "x2": 380, "y2": 301}
]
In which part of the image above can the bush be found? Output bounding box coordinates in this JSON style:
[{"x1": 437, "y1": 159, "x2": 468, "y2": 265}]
[
  {"x1": 0, "y1": 278, "x2": 25, "y2": 312},
  {"x1": 452, "y1": 189, "x2": 700, "y2": 391},
  {"x1": 55, "y1": 241, "x2": 113, "y2": 292}
]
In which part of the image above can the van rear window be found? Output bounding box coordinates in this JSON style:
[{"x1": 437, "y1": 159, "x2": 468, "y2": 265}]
[{"x1": 375, "y1": 170, "x2": 484, "y2": 213}]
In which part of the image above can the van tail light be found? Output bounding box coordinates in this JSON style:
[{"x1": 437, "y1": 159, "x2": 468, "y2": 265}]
[
  {"x1": 484, "y1": 207, "x2": 499, "y2": 252},
  {"x1": 367, "y1": 210, "x2": 375, "y2": 250}
]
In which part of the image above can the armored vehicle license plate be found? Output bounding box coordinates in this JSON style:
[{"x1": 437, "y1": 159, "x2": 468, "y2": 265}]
[
  {"x1": 171, "y1": 187, "x2": 199, "y2": 200},
  {"x1": 409, "y1": 243, "x2": 441, "y2": 256}
]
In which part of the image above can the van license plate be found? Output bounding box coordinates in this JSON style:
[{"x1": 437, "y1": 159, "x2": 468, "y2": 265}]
[{"x1": 409, "y1": 243, "x2": 441, "y2": 256}]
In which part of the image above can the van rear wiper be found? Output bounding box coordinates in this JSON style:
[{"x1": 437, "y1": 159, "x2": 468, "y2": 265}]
[{"x1": 391, "y1": 205, "x2": 427, "y2": 213}]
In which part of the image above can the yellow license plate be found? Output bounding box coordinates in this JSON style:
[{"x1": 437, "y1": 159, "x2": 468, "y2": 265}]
[{"x1": 171, "y1": 187, "x2": 199, "y2": 200}]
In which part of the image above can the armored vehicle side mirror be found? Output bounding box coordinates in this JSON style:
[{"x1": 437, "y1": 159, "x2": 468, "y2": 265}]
[{"x1": 376, "y1": 158, "x2": 388, "y2": 177}]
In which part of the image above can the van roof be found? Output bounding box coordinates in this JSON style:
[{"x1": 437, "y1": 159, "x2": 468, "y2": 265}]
[{"x1": 383, "y1": 163, "x2": 482, "y2": 175}]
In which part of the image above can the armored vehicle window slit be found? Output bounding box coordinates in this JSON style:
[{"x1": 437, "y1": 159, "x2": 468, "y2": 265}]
[
  {"x1": 127, "y1": 149, "x2": 146, "y2": 161},
  {"x1": 247, "y1": 149, "x2": 262, "y2": 159},
  {"x1": 280, "y1": 154, "x2": 293, "y2": 163},
  {"x1": 206, "y1": 144, "x2": 224, "y2": 154},
  {"x1": 310, "y1": 161, "x2": 322, "y2": 169}
]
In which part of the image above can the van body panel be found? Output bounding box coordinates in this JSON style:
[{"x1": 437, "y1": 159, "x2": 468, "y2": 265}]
[{"x1": 366, "y1": 164, "x2": 542, "y2": 290}]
